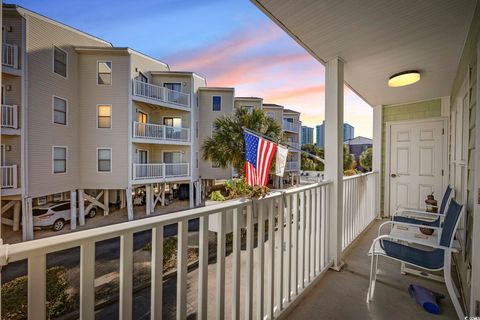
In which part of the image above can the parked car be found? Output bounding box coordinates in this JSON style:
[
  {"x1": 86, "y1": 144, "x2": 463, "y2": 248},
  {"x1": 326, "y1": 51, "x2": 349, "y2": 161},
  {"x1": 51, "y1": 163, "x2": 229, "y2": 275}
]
[{"x1": 32, "y1": 201, "x2": 97, "y2": 231}]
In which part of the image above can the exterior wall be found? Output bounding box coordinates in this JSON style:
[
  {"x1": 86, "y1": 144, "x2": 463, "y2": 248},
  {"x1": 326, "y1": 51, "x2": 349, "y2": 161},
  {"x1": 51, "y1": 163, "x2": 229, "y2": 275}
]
[
  {"x1": 234, "y1": 98, "x2": 262, "y2": 110},
  {"x1": 264, "y1": 106, "x2": 283, "y2": 124},
  {"x1": 198, "y1": 89, "x2": 234, "y2": 179},
  {"x1": 2, "y1": 74, "x2": 22, "y2": 126},
  {"x1": 78, "y1": 52, "x2": 130, "y2": 189},
  {"x1": 24, "y1": 14, "x2": 110, "y2": 198},
  {"x1": 301, "y1": 126, "x2": 314, "y2": 144},
  {"x1": 380, "y1": 98, "x2": 442, "y2": 213},
  {"x1": 3, "y1": 11, "x2": 24, "y2": 68},
  {"x1": 449, "y1": 2, "x2": 480, "y2": 311},
  {"x1": 190, "y1": 76, "x2": 207, "y2": 182}
]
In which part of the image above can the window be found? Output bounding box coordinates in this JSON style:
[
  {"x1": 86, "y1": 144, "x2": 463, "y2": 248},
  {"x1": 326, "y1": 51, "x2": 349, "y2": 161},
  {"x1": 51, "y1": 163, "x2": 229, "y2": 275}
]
[
  {"x1": 137, "y1": 72, "x2": 148, "y2": 83},
  {"x1": 53, "y1": 46, "x2": 67, "y2": 77},
  {"x1": 196, "y1": 152, "x2": 199, "y2": 169},
  {"x1": 53, "y1": 96, "x2": 67, "y2": 125},
  {"x1": 163, "y1": 151, "x2": 182, "y2": 163},
  {"x1": 97, "y1": 148, "x2": 112, "y2": 172},
  {"x1": 163, "y1": 117, "x2": 182, "y2": 128},
  {"x1": 54, "y1": 203, "x2": 71, "y2": 212},
  {"x1": 53, "y1": 147, "x2": 67, "y2": 174},
  {"x1": 267, "y1": 112, "x2": 275, "y2": 119},
  {"x1": 212, "y1": 96, "x2": 221, "y2": 111},
  {"x1": 243, "y1": 106, "x2": 254, "y2": 113},
  {"x1": 97, "y1": 105, "x2": 111, "y2": 128},
  {"x1": 97, "y1": 61, "x2": 112, "y2": 85},
  {"x1": 163, "y1": 83, "x2": 182, "y2": 92}
]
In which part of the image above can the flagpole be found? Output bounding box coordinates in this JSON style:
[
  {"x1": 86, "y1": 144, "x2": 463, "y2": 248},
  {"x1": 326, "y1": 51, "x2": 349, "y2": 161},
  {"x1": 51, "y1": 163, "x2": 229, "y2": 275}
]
[{"x1": 243, "y1": 127, "x2": 325, "y2": 164}]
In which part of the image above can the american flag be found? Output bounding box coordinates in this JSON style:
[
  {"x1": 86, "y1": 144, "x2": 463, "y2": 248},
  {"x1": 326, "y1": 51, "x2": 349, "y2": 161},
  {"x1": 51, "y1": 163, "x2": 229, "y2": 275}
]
[{"x1": 244, "y1": 131, "x2": 277, "y2": 187}]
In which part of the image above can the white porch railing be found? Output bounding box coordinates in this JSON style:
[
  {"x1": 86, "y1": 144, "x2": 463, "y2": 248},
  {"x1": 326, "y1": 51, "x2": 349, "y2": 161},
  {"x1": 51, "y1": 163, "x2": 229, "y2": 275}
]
[
  {"x1": 0, "y1": 182, "x2": 334, "y2": 319},
  {"x1": 1, "y1": 104, "x2": 18, "y2": 129},
  {"x1": 133, "y1": 163, "x2": 190, "y2": 180},
  {"x1": 1, "y1": 164, "x2": 17, "y2": 188},
  {"x1": 132, "y1": 80, "x2": 190, "y2": 108},
  {"x1": 133, "y1": 121, "x2": 190, "y2": 142},
  {"x1": 342, "y1": 171, "x2": 377, "y2": 250},
  {"x1": 2, "y1": 43, "x2": 18, "y2": 69},
  {"x1": 283, "y1": 121, "x2": 300, "y2": 133},
  {"x1": 286, "y1": 161, "x2": 299, "y2": 171}
]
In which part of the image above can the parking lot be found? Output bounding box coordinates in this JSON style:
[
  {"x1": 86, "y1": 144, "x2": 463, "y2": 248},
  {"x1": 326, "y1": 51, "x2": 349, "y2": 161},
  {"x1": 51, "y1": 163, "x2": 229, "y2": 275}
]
[{"x1": 2, "y1": 199, "x2": 190, "y2": 244}]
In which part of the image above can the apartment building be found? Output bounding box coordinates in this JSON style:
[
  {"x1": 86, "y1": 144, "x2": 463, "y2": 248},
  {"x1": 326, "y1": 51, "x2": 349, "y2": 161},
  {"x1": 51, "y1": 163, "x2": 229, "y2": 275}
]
[
  {"x1": 0, "y1": 4, "x2": 236, "y2": 241},
  {"x1": 234, "y1": 99, "x2": 302, "y2": 185}
]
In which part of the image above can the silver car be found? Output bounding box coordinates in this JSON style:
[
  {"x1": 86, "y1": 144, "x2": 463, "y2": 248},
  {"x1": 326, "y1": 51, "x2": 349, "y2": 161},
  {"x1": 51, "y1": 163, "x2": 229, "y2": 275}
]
[{"x1": 33, "y1": 201, "x2": 97, "y2": 231}]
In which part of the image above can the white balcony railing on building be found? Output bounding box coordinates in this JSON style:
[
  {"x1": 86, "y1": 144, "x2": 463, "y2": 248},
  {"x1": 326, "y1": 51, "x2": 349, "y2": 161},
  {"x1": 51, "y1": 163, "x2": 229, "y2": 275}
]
[
  {"x1": 1, "y1": 164, "x2": 17, "y2": 188},
  {"x1": 342, "y1": 172, "x2": 377, "y2": 250},
  {"x1": 0, "y1": 182, "x2": 336, "y2": 319},
  {"x1": 132, "y1": 79, "x2": 190, "y2": 108},
  {"x1": 286, "y1": 161, "x2": 299, "y2": 171},
  {"x1": 1, "y1": 104, "x2": 18, "y2": 129},
  {"x1": 133, "y1": 163, "x2": 190, "y2": 180},
  {"x1": 283, "y1": 120, "x2": 300, "y2": 133},
  {"x1": 2, "y1": 43, "x2": 18, "y2": 68},
  {"x1": 287, "y1": 141, "x2": 300, "y2": 149},
  {"x1": 133, "y1": 121, "x2": 190, "y2": 142}
]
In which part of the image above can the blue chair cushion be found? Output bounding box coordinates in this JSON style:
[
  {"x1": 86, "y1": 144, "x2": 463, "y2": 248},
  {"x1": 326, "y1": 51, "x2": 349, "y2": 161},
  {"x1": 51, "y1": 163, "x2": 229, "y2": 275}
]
[
  {"x1": 439, "y1": 200, "x2": 462, "y2": 247},
  {"x1": 393, "y1": 215, "x2": 440, "y2": 227},
  {"x1": 380, "y1": 240, "x2": 444, "y2": 270}
]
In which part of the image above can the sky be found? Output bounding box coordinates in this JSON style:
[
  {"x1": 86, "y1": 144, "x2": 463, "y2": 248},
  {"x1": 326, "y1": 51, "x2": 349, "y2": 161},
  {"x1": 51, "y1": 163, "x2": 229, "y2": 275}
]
[{"x1": 12, "y1": 0, "x2": 373, "y2": 139}]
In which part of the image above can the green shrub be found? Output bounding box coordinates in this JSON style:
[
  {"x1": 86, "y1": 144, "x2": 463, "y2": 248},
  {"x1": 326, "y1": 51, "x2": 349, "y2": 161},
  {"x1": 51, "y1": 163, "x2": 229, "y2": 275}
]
[
  {"x1": 143, "y1": 236, "x2": 178, "y2": 267},
  {"x1": 210, "y1": 190, "x2": 225, "y2": 201},
  {"x1": 1, "y1": 266, "x2": 73, "y2": 320}
]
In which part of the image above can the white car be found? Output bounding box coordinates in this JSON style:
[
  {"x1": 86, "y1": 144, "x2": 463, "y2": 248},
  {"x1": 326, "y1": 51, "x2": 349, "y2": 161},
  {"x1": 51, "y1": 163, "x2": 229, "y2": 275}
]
[{"x1": 33, "y1": 201, "x2": 97, "y2": 231}]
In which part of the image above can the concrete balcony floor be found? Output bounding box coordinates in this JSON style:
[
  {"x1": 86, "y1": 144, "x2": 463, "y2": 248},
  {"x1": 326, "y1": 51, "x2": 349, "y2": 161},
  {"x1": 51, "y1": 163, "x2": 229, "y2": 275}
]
[{"x1": 283, "y1": 220, "x2": 458, "y2": 320}]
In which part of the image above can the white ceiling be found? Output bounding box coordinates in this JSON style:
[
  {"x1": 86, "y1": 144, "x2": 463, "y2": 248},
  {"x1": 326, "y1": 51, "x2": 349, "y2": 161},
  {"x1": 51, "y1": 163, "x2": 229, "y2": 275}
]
[{"x1": 252, "y1": 0, "x2": 477, "y2": 106}]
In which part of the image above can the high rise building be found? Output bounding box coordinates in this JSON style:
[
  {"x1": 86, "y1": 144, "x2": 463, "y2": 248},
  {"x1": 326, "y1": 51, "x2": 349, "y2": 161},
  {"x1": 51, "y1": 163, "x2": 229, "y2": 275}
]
[
  {"x1": 301, "y1": 126, "x2": 314, "y2": 145},
  {"x1": 316, "y1": 121, "x2": 354, "y2": 148}
]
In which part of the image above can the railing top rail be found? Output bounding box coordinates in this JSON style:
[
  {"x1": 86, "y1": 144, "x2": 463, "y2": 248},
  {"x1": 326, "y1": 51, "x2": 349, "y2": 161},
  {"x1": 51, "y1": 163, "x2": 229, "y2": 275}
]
[
  {"x1": 342, "y1": 171, "x2": 377, "y2": 181},
  {"x1": 1, "y1": 181, "x2": 331, "y2": 264},
  {"x1": 133, "y1": 121, "x2": 189, "y2": 131},
  {"x1": 133, "y1": 162, "x2": 189, "y2": 166}
]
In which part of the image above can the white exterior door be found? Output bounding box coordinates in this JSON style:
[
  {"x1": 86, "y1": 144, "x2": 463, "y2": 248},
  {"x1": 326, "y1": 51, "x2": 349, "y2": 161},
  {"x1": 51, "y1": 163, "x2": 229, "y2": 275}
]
[{"x1": 388, "y1": 119, "x2": 445, "y2": 215}]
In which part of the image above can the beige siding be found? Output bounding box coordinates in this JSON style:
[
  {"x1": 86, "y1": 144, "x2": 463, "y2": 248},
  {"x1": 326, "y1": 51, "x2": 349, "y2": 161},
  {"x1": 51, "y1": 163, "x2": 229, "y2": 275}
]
[
  {"x1": 198, "y1": 89, "x2": 234, "y2": 179},
  {"x1": 25, "y1": 14, "x2": 110, "y2": 198},
  {"x1": 78, "y1": 52, "x2": 130, "y2": 189},
  {"x1": 191, "y1": 76, "x2": 207, "y2": 180}
]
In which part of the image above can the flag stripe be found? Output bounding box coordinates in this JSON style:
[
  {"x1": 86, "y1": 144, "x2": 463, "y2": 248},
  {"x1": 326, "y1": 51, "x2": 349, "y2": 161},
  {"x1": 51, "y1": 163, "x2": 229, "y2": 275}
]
[{"x1": 244, "y1": 132, "x2": 277, "y2": 187}]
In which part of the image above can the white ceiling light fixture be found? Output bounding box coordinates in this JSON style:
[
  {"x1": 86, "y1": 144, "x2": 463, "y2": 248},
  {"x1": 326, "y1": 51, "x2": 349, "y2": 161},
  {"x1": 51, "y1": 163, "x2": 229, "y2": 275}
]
[{"x1": 388, "y1": 70, "x2": 421, "y2": 87}]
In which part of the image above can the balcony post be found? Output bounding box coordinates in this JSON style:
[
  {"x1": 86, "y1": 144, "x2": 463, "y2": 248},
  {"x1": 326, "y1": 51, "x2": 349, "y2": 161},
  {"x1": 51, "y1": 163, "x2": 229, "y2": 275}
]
[
  {"x1": 146, "y1": 184, "x2": 152, "y2": 215},
  {"x1": 70, "y1": 190, "x2": 77, "y2": 230},
  {"x1": 13, "y1": 201, "x2": 21, "y2": 232},
  {"x1": 126, "y1": 187, "x2": 134, "y2": 221},
  {"x1": 22, "y1": 197, "x2": 34, "y2": 241},
  {"x1": 189, "y1": 181, "x2": 194, "y2": 208},
  {"x1": 78, "y1": 190, "x2": 85, "y2": 226},
  {"x1": 324, "y1": 57, "x2": 344, "y2": 270},
  {"x1": 372, "y1": 105, "x2": 382, "y2": 218}
]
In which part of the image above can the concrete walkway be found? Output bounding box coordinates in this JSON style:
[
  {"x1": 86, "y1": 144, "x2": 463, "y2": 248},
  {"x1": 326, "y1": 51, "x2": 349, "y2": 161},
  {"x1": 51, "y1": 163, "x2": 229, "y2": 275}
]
[{"x1": 282, "y1": 220, "x2": 459, "y2": 320}]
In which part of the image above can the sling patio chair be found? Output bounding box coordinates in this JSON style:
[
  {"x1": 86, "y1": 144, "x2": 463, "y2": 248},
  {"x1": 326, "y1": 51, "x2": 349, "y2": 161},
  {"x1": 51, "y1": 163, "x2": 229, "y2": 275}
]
[
  {"x1": 391, "y1": 185, "x2": 453, "y2": 227},
  {"x1": 367, "y1": 199, "x2": 464, "y2": 319}
]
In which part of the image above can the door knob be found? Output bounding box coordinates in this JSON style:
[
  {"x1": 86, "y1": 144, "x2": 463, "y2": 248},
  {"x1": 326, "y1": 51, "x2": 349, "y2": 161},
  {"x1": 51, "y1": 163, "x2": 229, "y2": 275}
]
[{"x1": 391, "y1": 173, "x2": 397, "y2": 178}]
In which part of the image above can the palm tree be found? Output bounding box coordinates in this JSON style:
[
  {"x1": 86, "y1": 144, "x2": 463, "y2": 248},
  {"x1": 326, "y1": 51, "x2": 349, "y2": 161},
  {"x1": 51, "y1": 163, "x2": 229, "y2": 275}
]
[{"x1": 202, "y1": 107, "x2": 282, "y2": 176}]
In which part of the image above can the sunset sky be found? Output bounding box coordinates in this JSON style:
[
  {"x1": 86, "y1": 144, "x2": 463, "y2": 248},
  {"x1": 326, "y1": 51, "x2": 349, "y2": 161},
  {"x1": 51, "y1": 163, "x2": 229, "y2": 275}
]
[{"x1": 14, "y1": 0, "x2": 373, "y2": 139}]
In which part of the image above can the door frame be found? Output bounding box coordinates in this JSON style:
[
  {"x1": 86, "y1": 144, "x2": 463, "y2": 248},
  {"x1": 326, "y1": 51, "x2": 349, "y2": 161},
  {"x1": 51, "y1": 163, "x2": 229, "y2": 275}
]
[
  {"x1": 384, "y1": 117, "x2": 448, "y2": 216},
  {"x1": 137, "y1": 148, "x2": 149, "y2": 164}
]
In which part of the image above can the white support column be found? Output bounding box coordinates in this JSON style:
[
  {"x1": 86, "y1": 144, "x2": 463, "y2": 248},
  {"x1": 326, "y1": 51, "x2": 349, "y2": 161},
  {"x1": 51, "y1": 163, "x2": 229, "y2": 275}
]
[
  {"x1": 22, "y1": 197, "x2": 33, "y2": 241},
  {"x1": 70, "y1": 190, "x2": 77, "y2": 230},
  {"x1": 103, "y1": 189, "x2": 109, "y2": 216},
  {"x1": 189, "y1": 181, "x2": 194, "y2": 208},
  {"x1": 120, "y1": 189, "x2": 126, "y2": 209},
  {"x1": 13, "y1": 201, "x2": 21, "y2": 232},
  {"x1": 78, "y1": 190, "x2": 85, "y2": 226},
  {"x1": 146, "y1": 184, "x2": 152, "y2": 216},
  {"x1": 161, "y1": 183, "x2": 166, "y2": 206},
  {"x1": 324, "y1": 57, "x2": 344, "y2": 270},
  {"x1": 126, "y1": 187, "x2": 134, "y2": 221},
  {"x1": 372, "y1": 105, "x2": 382, "y2": 219}
]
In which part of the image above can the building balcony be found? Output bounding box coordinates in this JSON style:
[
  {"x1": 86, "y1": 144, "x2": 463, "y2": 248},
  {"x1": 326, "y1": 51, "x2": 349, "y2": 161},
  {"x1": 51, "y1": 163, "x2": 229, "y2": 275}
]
[
  {"x1": 1, "y1": 104, "x2": 20, "y2": 134},
  {"x1": 287, "y1": 141, "x2": 300, "y2": 149},
  {"x1": 286, "y1": 160, "x2": 299, "y2": 171},
  {"x1": 1, "y1": 164, "x2": 17, "y2": 189},
  {"x1": 283, "y1": 120, "x2": 300, "y2": 133},
  {"x1": 132, "y1": 79, "x2": 190, "y2": 110},
  {"x1": 132, "y1": 121, "x2": 190, "y2": 145},
  {"x1": 2, "y1": 43, "x2": 18, "y2": 70},
  {"x1": 132, "y1": 162, "x2": 190, "y2": 182}
]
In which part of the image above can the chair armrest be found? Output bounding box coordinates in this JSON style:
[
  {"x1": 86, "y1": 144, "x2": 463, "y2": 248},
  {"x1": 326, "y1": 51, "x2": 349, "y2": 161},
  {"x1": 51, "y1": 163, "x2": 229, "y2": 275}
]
[
  {"x1": 378, "y1": 220, "x2": 441, "y2": 237},
  {"x1": 370, "y1": 234, "x2": 458, "y2": 255},
  {"x1": 395, "y1": 207, "x2": 442, "y2": 216}
]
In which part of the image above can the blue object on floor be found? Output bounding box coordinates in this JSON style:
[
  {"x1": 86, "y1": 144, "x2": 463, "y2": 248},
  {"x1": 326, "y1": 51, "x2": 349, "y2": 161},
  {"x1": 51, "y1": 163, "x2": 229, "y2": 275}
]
[{"x1": 408, "y1": 284, "x2": 445, "y2": 314}]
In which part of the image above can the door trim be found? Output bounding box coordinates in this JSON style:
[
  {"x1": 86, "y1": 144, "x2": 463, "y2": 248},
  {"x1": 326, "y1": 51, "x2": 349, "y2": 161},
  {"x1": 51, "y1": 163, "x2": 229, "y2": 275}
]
[{"x1": 384, "y1": 117, "x2": 448, "y2": 216}]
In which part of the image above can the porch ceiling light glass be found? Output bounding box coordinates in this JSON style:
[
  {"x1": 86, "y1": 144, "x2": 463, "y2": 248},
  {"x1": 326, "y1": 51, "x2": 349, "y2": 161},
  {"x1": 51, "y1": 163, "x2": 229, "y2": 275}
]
[{"x1": 388, "y1": 70, "x2": 420, "y2": 87}]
